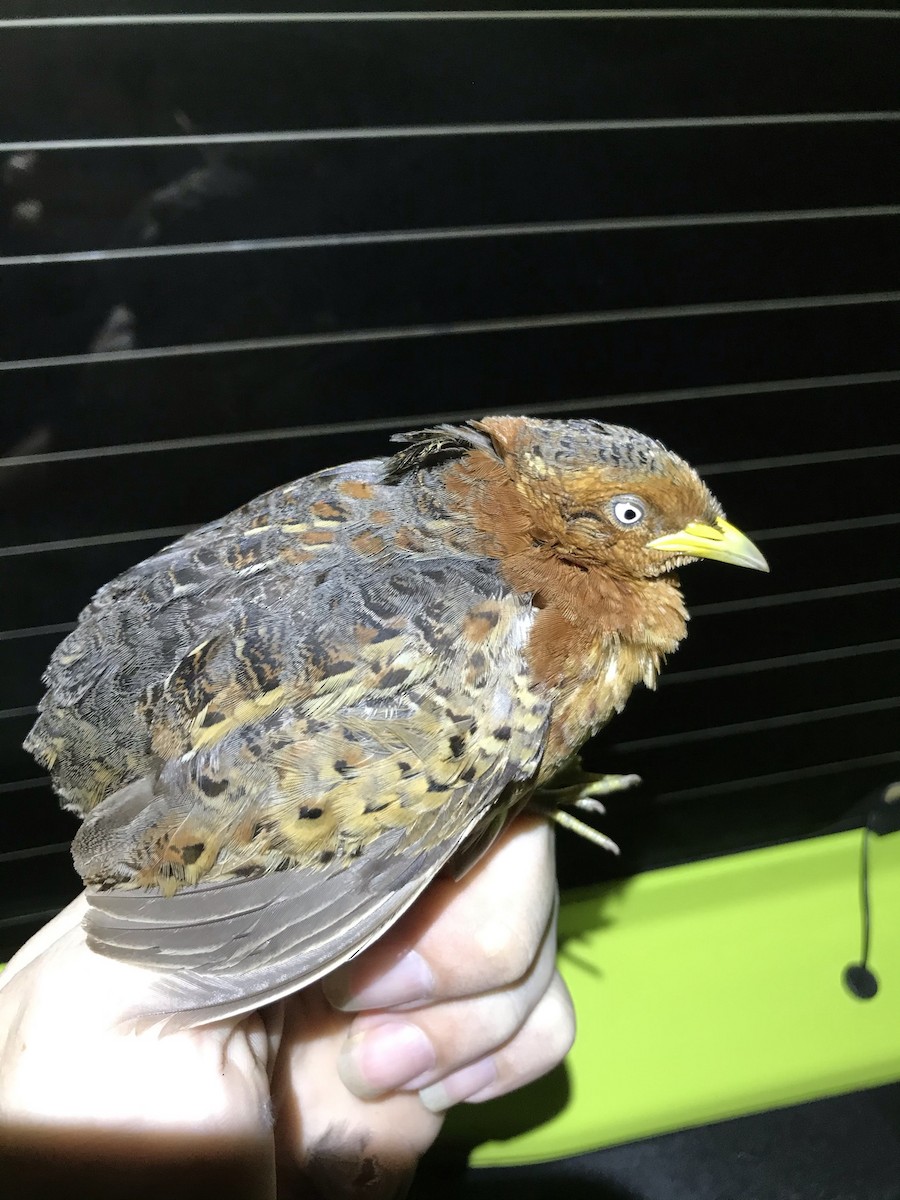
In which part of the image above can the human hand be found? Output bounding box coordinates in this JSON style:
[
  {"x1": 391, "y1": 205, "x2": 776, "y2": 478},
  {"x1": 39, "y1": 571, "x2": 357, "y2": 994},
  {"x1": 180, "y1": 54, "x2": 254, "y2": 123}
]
[{"x1": 0, "y1": 816, "x2": 573, "y2": 1199}]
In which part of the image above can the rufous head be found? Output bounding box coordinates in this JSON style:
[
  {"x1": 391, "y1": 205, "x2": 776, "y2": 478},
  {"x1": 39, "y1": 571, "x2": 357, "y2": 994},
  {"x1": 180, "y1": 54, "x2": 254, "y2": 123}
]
[{"x1": 473, "y1": 416, "x2": 768, "y2": 579}]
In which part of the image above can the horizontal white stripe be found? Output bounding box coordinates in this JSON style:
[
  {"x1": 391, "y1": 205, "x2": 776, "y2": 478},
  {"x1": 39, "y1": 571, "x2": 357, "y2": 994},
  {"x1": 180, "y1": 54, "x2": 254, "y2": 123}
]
[
  {"x1": 0, "y1": 705, "x2": 38, "y2": 722},
  {"x1": 697, "y1": 443, "x2": 900, "y2": 475},
  {"x1": 2, "y1": 111, "x2": 898, "y2": 153},
  {"x1": 0, "y1": 777, "x2": 50, "y2": 795},
  {"x1": 750, "y1": 512, "x2": 900, "y2": 542},
  {"x1": 3, "y1": 10, "x2": 900, "y2": 28},
  {"x1": 614, "y1": 695, "x2": 900, "y2": 752},
  {"x1": 0, "y1": 524, "x2": 195, "y2": 559},
  {"x1": 2, "y1": 290, "x2": 898, "y2": 372},
  {"x1": 0, "y1": 906, "x2": 68, "y2": 930},
  {"x1": 2, "y1": 368, "x2": 897, "y2": 468},
  {"x1": 2, "y1": 203, "x2": 897, "y2": 267},
  {"x1": 0, "y1": 843, "x2": 70, "y2": 865},
  {"x1": 662, "y1": 638, "x2": 900, "y2": 685},
  {"x1": 0, "y1": 844, "x2": 70, "y2": 864},
  {"x1": 693, "y1": 577, "x2": 900, "y2": 616},
  {"x1": 0, "y1": 621, "x2": 76, "y2": 642},
  {"x1": 655, "y1": 749, "x2": 900, "y2": 802}
]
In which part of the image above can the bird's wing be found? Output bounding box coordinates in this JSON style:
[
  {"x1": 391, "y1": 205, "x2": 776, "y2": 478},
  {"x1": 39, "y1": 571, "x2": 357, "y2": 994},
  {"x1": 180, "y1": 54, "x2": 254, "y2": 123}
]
[
  {"x1": 65, "y1": 545, "x2": 549, "y2": 1026},
  {"x1": 25, "y1": 458, "x2": 390, "y2": 817}
]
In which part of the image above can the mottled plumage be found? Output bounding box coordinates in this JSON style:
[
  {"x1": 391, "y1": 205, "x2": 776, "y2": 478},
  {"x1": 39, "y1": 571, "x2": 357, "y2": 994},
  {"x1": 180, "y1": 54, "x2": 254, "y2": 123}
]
[{"x1": 25, "y1": 417, "x2": 766, "y2": 1024}]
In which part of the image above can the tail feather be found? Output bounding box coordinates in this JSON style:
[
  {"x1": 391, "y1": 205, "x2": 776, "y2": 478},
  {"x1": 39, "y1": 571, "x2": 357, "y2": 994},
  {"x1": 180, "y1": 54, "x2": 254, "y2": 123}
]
[{"x1": 82, "y1": 825, "x2": 443, "y2": 1030}]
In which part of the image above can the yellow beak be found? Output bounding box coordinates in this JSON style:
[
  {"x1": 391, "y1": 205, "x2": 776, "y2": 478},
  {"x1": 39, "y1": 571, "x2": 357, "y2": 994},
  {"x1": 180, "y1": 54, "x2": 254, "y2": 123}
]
[{"x1": 646, "y1": 517, "x2": 769, "y2": 572}]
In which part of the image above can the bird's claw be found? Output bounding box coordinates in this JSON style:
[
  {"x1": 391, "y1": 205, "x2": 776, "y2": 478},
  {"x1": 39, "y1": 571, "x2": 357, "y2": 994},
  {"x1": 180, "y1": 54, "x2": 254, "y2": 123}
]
[
  {"x1": 534, "y1": 770, "x2": 642, "y2": 813},
  {"x1": 573, "y1": 795, "x2": 608, "y2": 815}
]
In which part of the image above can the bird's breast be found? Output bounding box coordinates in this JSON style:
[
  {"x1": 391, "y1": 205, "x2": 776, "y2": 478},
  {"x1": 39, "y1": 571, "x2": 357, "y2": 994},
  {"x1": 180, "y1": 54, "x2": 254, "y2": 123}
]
[{"x1": 536, "y1": 632, "x2": 674, "y2": 784}]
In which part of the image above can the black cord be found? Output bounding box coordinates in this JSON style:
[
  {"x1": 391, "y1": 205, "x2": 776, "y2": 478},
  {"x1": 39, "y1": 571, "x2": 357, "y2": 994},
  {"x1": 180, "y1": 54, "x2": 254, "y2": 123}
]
[
  {"x1": 843, "y1": 781, "x2": 900, "y2": 1001},
  {"x1": 844, "y1": 827, "x2": 878, "y2": 999}
]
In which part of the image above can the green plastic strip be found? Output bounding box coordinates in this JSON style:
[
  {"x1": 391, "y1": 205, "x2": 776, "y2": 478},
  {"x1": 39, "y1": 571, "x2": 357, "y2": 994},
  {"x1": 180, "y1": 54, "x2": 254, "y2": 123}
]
[{"x1": 443, "y1": 829, "x2": 900, "y2": 1166}]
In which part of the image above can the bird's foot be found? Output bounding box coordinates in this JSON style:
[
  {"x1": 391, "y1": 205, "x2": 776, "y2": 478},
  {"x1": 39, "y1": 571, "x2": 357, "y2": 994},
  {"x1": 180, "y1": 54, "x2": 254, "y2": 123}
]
[
  {"x1": 534, "y1": 769, "x2": 642, "y2": 815},
  {"x1": 530, "y1": 765, "x2": 640, "y2": 856}
]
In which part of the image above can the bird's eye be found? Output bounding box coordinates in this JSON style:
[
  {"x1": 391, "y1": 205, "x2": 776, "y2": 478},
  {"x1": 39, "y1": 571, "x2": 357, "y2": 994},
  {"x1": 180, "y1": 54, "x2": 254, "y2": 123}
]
[{"x1": 611, "y1": 496, "x2": 645, "y2": 526}]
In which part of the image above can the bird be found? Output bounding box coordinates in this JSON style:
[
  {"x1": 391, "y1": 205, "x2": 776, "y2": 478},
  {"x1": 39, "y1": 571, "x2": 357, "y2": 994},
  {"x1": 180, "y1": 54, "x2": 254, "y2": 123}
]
[{"x1": 25, "y1": 416, "x2": 768, "y2": 1025}]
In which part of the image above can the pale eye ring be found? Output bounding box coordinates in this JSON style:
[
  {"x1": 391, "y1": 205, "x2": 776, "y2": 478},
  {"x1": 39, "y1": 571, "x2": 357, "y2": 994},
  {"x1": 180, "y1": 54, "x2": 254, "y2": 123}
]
[{"x1": 611, "y1": 496, "x2": 645, "y2": 526}]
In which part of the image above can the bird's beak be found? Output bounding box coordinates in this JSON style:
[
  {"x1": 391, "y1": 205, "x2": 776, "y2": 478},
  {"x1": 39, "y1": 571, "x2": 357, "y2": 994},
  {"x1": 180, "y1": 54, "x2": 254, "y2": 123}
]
[{"x1": 646, "y1": 517, "x2": 769, "y2": 572}]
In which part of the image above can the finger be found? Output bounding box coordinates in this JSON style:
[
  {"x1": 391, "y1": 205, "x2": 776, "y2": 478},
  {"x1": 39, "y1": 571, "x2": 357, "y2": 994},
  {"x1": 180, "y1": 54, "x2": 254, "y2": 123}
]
[
  {"x1": 323, "y1": 815, "x2": 557, "y2": 1012},
  {"x1": 0, "y1": 919, "x2": 280, "y2": 1199},
  {"x1": 335, "y1": 904, "x2": 557, "y2": 1100},
  {"x1": 271, "y1": 986, "x2": 442, "y2": 1200},
  {"x1": 419, "y1": 970, "x2": 576, "y2": 1113},
  {"x1": 0, "y1": 916, "x2": 273, "y2": 1138}
]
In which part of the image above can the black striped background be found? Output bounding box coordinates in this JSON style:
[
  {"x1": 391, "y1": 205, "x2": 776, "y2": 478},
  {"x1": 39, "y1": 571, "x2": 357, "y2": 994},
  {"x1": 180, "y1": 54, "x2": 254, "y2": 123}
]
[{"x1": 1, "y1": 3, "x2": 898, "y2": 958}]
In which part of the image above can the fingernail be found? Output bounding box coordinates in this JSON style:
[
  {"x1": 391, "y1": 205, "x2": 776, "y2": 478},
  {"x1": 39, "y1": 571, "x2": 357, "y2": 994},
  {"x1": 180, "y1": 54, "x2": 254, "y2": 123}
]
[
  {"x1": 338, "y1": 1021, "x2": 436, "y2": 1099},
  {"x1": 419, "y1": 1057, "x2": 498, "y2": 1113},
  {"x1": 324, "y1": 950, "x2": 434, "y2": 1012}
]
